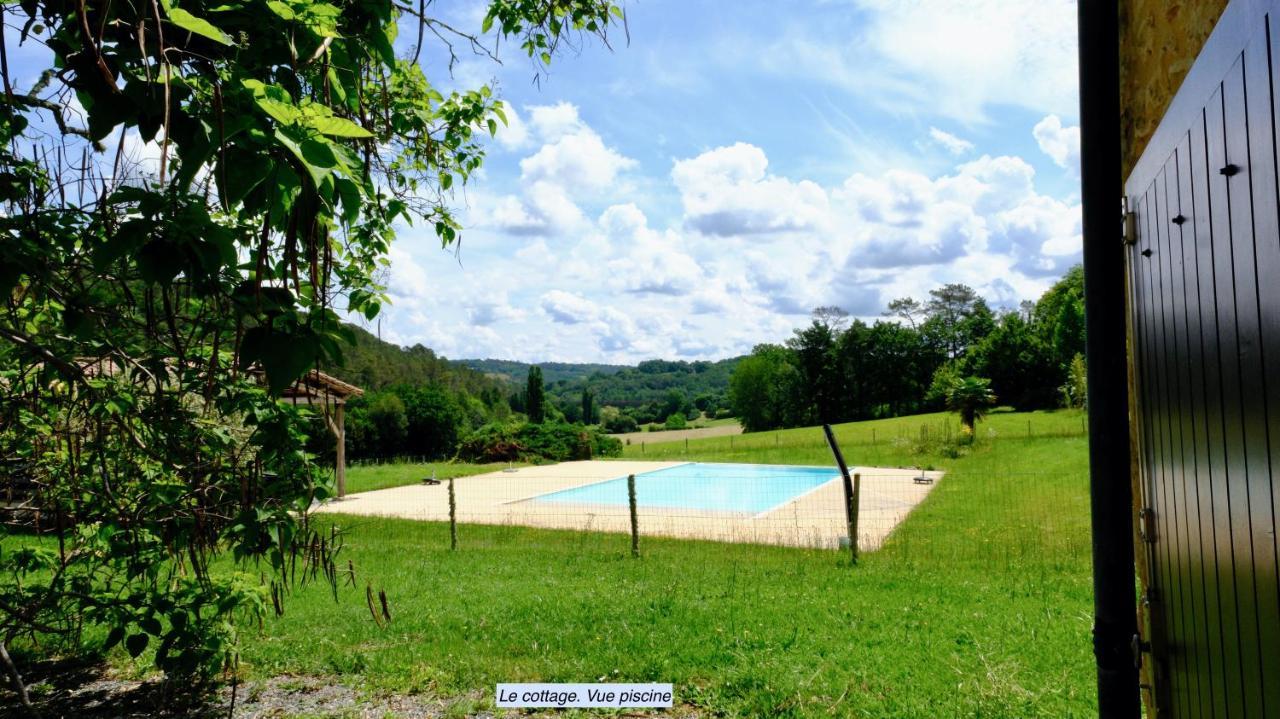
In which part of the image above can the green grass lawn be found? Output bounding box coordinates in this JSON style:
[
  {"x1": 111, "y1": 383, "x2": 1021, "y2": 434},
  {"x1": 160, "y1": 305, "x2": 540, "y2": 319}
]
[
  {"x1": 344, "y1": 461, "x2": 525, "y2": 495},
  {"x1": 230, "y1": 409, "x2": 1095, "y2": 718}
]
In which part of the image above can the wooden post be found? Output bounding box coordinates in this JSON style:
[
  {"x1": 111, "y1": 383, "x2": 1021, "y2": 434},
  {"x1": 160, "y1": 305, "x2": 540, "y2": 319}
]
[
  {"x1": 627, "y1": 474, "x2": 639, "y2": 558},
  {"x1": 822, "y1": 424, "x2": 859, "y2": 565},
  {"x1": 448, "y1": 477, "x2": 457, "y2": 551},
  {"x1": 850, "y1": 473, "x2": 861, "y2": 564},
  {"x1": 335, "y1": 402, "x2": 347, "y2": 498}
]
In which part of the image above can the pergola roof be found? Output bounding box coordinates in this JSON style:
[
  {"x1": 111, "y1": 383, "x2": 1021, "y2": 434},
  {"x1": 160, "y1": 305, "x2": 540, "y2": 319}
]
[{"x1": 280, "y1": 369, "x2": 365, "y2": 405}]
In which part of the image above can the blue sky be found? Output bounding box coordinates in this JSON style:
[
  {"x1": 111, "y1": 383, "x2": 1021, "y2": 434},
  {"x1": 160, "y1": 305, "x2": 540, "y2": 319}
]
[
  {"x1": 383, "y1": 0, "x2": 1083, "y2": 362},
  {"x1": 5, "y1": 0, "x2": 1083, "y2": 364}
]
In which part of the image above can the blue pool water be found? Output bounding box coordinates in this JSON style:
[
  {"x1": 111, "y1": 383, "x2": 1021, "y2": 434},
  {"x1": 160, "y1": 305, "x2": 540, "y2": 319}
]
[{"x1": 531, "y1": 463, "x2": 840, "y2": 514}]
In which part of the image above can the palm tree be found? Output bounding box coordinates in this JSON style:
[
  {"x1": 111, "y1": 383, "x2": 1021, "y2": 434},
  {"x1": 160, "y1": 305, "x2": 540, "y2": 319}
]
[{"x1": 945, "y1": 376, "x2": 997, "y2": 434}]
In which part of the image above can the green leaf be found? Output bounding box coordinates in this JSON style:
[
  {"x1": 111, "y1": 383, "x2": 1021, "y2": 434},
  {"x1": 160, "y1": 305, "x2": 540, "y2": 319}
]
[
  {"x1": 274, "y1": 128, "x2": 330, "y2": 189},
  {"x1": 166, "y1": 8, "x2": 232, "y2": 45},
  {"x1": 126, "y1": 633, "x2": 150, "y2": 658},
  {"x1": 306, "y1": 115, "x2": 372, "y2": 138},
  {"x1": 140, "y1": 616, "x2": 163, "y2": 635},
  {"x1": 103, "y1": 625, "x2": 126, "y2": 651},
  {"x1": 266, "y1": 0, "x2": 295, "y2": 20},
  {"x1": 256, "y1": 97, "x2": 301, "y2": 125}
]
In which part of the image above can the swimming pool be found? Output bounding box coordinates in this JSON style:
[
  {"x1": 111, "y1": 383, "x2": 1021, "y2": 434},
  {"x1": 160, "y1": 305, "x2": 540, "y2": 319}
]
[{"x1": 530, "y1": 462, "x2": 841, "y2": 514}]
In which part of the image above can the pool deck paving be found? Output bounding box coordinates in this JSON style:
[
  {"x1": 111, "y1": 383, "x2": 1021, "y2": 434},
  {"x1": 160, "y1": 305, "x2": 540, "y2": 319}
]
[{"x1": 316, "y1": 460, "x2": 944, "y2": 549}]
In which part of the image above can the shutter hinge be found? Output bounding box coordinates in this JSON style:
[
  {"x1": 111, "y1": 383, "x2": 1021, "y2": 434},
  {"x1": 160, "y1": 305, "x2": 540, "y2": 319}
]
[
  {"x1": 1139, "y1": 507, "x2": 1157, "y2": 543},
  {"x1": 1122, "y1": 197, "x2": 1137, "y2": 245},
  {"x1": 1131, "y1": 633, "x2": 1152, "y2": 669}
]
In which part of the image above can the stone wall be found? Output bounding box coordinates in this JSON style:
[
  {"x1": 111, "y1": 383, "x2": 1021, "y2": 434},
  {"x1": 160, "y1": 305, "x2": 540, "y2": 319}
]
[{"x1": 1120, "y1": 0, "x2": 1229, "y2": 178}]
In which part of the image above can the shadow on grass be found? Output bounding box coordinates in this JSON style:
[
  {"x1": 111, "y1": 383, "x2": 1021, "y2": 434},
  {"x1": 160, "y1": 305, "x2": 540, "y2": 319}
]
[{"x1": 0, "y1": 657, "x2": 226, "y2": 719}]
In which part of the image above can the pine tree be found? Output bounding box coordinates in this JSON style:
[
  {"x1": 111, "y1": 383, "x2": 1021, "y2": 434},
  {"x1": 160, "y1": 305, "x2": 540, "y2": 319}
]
[{"x1": 527, "y1": 367, "x2": 546, "y2": 423}]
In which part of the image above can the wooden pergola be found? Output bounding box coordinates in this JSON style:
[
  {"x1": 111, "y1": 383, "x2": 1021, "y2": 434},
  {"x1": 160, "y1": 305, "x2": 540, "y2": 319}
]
[{"x1": 281, "y1": 370, "x2": 364, "y2": 497}]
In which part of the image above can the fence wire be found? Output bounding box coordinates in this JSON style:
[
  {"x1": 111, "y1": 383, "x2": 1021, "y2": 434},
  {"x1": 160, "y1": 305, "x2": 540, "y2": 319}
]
[{"x1": 317, "y1": 463, "x2": 1089, "y2": 568}]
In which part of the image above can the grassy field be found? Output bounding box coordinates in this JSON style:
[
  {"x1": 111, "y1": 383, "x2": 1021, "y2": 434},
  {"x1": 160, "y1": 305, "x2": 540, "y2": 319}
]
[
  {"x1": 226, "y1": 408, "x2": 1095, "y2": 717},
  {"x1": 344, "y1": 461, "x2": 526, "y2": 495},
  {"x1": 610, "y1": 419, "x2": 743, "y2": 445},
  {"x1": 622, "y1": 407, "x2": 1087, "y2": 466}
]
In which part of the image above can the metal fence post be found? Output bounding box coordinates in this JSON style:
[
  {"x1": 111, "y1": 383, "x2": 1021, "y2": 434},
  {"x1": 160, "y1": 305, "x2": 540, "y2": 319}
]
[
  {"x1": 628, "y1": 474, "x2": 639, "y2": 558},
  {"x1": 448, "y1": 477, "x2": 457, "y2": 551},
  {"x1": 822, "y1": 424, "x2": 858, "y2": 565}
]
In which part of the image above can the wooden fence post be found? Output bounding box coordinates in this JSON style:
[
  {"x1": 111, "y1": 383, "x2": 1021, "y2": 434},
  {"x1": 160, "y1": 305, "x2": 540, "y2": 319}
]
[
  {"x1": 850, "y1": 473, "x2": 861, "y2": 564},
  {"x1": 628, "y1": 474, "x2": 639, "y2": 558},
  {"x1": 448, "y1": 477, "x2": 457, "y2": 551}
]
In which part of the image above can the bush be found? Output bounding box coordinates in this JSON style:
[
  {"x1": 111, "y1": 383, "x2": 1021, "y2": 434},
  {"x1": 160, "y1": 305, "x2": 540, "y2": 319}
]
[
  {"x1": 601, "y1": 412, "x2": 638, "y2": 434},
  {"x1": 664, "y1": 413, "x2": 688, "y2": 430},
  {"x1": 457, "y1": 421, "x2": 622, "y2": 463}
]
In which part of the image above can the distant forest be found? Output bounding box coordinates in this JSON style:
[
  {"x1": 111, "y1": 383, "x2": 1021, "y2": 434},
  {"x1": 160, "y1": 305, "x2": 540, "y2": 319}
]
[
  {"x1": 319, "y1": 264, "x2": 1084, "y2": 457},
  {"x1": 463, "y1": 357, "x2": 742, "y2": 425},
  {"x1": 728, "y1": 266, "x2": 1086, "y2": 431}
]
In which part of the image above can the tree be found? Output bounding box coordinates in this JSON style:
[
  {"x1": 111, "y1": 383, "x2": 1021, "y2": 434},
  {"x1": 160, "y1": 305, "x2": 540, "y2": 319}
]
[
  {"x1": 1062, "y1": 353, "x2": 1089, "y2": 409},
  {"x1": 581, "y1": 388, "x2": 596, "y2": 425},
  {"x1": 811, "y1": 305, "x2": 850, "y2": 335},
  {"x1": 943, "y1": 376, "x2": 998, "y2": 435},
  {"x1": 0, "y1": 0, "x2": 623, "y2": 694},
  {"x1": 728, "y1": 345, "x2": 803, "y2": 431},
  {"x1": 885, "y1": 297, "x2": 926, "y2": 329},
  {"x1": 923, "y1": 283, "x2": 982, "y2": 358},
  {"x1": 693, "y1": 392, "x2": 718, "y2": 414},
  {"x1": 965, "y1": 311, "x2": 1059, "y2": 409},
  {"x1": 661, "y1": 389, "x2": 688, "y2": 420},
  {"x1": 401, "y1": 386, "x2": 465, "y2": 459},
  {"x1": 788, "y1": 321, "x2": 839, "y2": 423},
  {"x1": 368, "y1": 392, "x2": 410, "y2": 455},
  {"x1": 526, "y1": 366, "x2": 547, "y2": 424},
  {"x1": 599, "y1": 405, "x2": 637, "y2": 433},
  {"x1": 664, "y1": 413, "x2": 688, "y2": 430},
  {"x1": 863, "y1": 320, "x2": 940, "y2": 416},
  {"x1": 1034, "y1": 265, "x2": 1086, "y2": 370}
]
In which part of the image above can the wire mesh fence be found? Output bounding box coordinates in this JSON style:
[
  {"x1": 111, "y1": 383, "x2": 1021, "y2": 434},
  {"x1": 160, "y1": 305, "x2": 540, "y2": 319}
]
[
  {"x1": 625, "y1": 418, "x2": 1089, "y2": 459},
  {"x1": 317, "y1": 461, "x2": 1090, "y2": 569}
]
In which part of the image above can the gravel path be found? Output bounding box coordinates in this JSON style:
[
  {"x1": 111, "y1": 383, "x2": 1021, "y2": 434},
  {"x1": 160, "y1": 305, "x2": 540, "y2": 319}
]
[{"x1": 2, "y1": 660, "x2": 695, "y2": 718}]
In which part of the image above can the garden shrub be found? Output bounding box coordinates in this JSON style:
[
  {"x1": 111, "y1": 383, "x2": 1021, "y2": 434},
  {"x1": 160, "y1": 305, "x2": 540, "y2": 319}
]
[{"x1": 458, "y1": 422, "x2": 622, "y2": 463}]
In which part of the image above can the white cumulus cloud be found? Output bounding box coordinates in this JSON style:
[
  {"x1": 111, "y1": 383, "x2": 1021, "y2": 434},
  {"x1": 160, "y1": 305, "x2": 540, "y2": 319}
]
[
  {"x1": 672, "y1": 143, "x2": 829, "y2": 236},
  {"x1": 1033, "y1": 114, "x2": 1081, "y2": 172}
]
